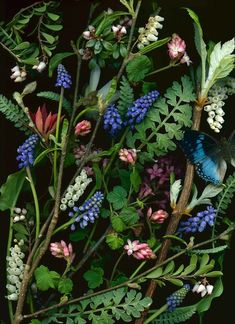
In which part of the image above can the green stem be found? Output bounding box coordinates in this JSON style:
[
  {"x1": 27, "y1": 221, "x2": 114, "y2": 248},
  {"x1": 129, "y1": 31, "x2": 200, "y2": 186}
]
[
  {"x1": 73, "y1": 107, "x2": 97, "y2": 126},
  {"x1": 26, "y1": 167, "x2": 40, "y2": 239},
  {"x1": 83, "y1": 221, "x2": 98, "y2": 254},
  {"x1": 144, "y1": 304, "x2": 168, "y2": 324},
  {"x1": 146, "y1": 62, "x2": 181, "y2": 77},
  {"x1": 108, "y1": 252, "x2": 125, "y2": 287},
  {"x1": 53, "y1": 87, "x2": 64, "y2": 188}
]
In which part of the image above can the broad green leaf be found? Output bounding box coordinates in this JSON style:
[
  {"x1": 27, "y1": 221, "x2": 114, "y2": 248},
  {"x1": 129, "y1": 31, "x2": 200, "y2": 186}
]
[
  {"x1": 47, "y1": 12, "x2": 60, "y2": 21},
  {"x1": 197, "y1": 278, "x2": 223, "y2": 313},
  {"x1": 58, "y1": 278, "x2": 73, "y2": 294},
  {"x1": 0, "y1": 170, "x2": 25, "y2": 211},
  {"x1": 106, "y1": 233, "x2": 124, "y2": 250},
  {"x1": 173, "y1": 264, "x2": 184, "y2": 276},
  {"x1": 35, "y1": 265, "x2": 60, "y2": 291},
  {"x1": 111, "y1": 215, "x2": 126, "y2": 232},
  {"x1": 199, "y1": 254, "x2": 210, "y2": 268},
  {"x1": 107, "y1": 186, "x2": 128, "y2": 210},
  {"x1": 146, "y1": 267, "x2": 163, "y2": 279},
  {"x1": 163, "y1": 260, "x2": 175, "y2": 275},
  {"x1": 126, "y1": 55, "x2": 153, "y2": 82},
  {"x1": 48, "y1": 52, "x2": 73, "y2": 76},
  {"x1": 42, "y1": 32, "x2": 55, "y2": 44},
  {"x1": 14, "y1": 42, "x2": 30, "y2": 50},
  {"x1": 167, "y1": 278, "x2": 184, "y2": 287},
  {"x1": 205, "y1": 271, "x2": 223, "y2": 277},
  {"x1": 119, "y1": 207, "x2": 139, "y2": 226},
  {"x1": 83, "y1": 266, "x2": 104, "y2": 289}
]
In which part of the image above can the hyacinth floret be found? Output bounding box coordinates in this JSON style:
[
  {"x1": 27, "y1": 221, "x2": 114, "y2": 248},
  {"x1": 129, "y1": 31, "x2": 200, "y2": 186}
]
[
  {"x1": 178, "y1": 206, "x2": 216, "y2": 234},
  {"x1": 125, "y1": 90, "x2": 159, "y2": 128},
  {"x1": 69, "y1": 191, "x2": 104, "y2": 229},
  {"x1": 16, "y1": 134, "x2": 39, "y2": 169},
  {"x1": 166, "y1": 284, "x2": 190, "y2": 312},
  {"x1": 55, "y1": 64, "x2": 72, "y2": 89},
  {"x1": 103, "y1": 104, "x2": 123, "y2": 136}
]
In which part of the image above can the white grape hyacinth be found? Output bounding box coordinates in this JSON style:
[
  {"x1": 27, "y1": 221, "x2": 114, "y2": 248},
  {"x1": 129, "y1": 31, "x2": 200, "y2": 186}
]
[
  {"x1": 6, "y1": 239, "x2": 25, "y2": 301},
  {"x1": 60, "y1": 169, "x2": 92, "y2": 211},
  {"x1": 204, "y1": 77, "x2": 235, "y2": 133}
]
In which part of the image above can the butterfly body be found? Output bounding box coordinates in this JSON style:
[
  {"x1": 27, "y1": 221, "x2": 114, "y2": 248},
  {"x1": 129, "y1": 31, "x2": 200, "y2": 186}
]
[{"x1": 178, "y1": 130, "x2": 235, "y2": 185}]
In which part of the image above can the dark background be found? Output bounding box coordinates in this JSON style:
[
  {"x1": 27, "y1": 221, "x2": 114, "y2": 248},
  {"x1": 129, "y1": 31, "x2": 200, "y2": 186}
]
[{"x1": 0, "y1": 0, "x2": 235, "y2": 323}]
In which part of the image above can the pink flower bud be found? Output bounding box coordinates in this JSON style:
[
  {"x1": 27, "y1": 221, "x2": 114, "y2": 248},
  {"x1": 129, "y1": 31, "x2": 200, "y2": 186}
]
[
  {"x1": 147, "y1": 209, "x2": 168, "y2": 224},
  {"x1": 167, "y1": 34, "x2": 186, "y2": 60},
  {"x1": 124, "y1": 239, "x2": 156, "y2": 260},
  {"x1": 83, "y1": 31, "x2": 91, "y2": 40},
  {"x1": 75, "y1": 120, "x2": 91, "y2": 136},
  {"x1": 180, "y1": 52, "x2": 192, "y2": 66},
  {"x1": 50, "y1": 240, "x2": 75, "y2": 263},
  {"x1": 119, "y1": 148, "x2": 137, "y2": 165}
]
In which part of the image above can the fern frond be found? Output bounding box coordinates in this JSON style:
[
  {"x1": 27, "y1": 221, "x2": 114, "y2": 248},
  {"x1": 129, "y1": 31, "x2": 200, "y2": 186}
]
[
  {"x1": 37, "y1": 91, "x2": 72, "y2": 114},
  {"x1": 117, "y1": 76, "x2": 134, "y2": 116},
  {"x1": 216, "y1": 172, "x2": 235, "y2": 216},
  {"x1": 0, "y1": 95, "x2": 31, "y2": 135},
  {"x1": 171, "y1": 245, "x2": 228, "y2": 255}
]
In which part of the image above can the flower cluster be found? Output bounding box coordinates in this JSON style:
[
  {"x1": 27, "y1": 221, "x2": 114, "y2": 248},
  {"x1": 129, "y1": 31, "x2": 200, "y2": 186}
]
[
  {"x1": 16, "y1": 134, "x2": 39, "y2": 169},
  {"x1": 32, "y1": 61, "x2": 47, "y2": 73},
  {"x1": 125, "y1": 90, "x2": 159, "y2": 128},
  {"x1": 193, "y1": 281, "x2": 214, "y2": 297},
  {"x1": 103, "y1": 104, "x2": 123, "y2": 136},
  {"x1": 50, "y1": 240, "x2": 75, "y2": 263},
  {"x1": 124, "y1": 239, "x2": 156, "y2": 260},
  {"x1": 112, "y1": 24, "x2": 127, "y2": 41},
  {"x1": 10, "y1": 65, "x2": 27, "y2": 82},
  {"x1": 55, "y1": 64, "x2": 72, "y2": 89},
  {"x1": 6, "y1": 240, "x2": 25, "y2": 301},
  {"x1": 166, "y1": 284, "x2": 191, "y2": 312},
  {"x1": 167, "y1": 34, "x2": 192, "y2": 66},
  {"x1": 68, "y1": 191, "x2": 104, "y2": 230},
  {"x1": 137, "y1": 15, "x2": 164, "y2": 49},
  {"x1": 139, "y1": 155, "x2": 182, "y2": 209},
  {"x1": 12, "y1": 207, "x2": 27, "y2": 223},
  {"x1": 75, "y1": 120, "x2": 92, "y2": 136},
  {"x1": 178, "y1": 206, "x2": 216, "y2": 234},
  {"x1": 147, "y1": 208, "x2": 169, "y2": 224},
  {"x1": 60, "y1": 169, "x2": 92, "y2": 211},
  {"x1": 119, "y1": 148, "x2": 137, "y2": 165}
]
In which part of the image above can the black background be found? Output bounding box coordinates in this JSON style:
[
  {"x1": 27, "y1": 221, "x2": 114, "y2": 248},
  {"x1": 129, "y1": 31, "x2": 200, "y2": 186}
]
[{"x1": 0, "y1": 0, "x2": 235, "y2": 323}]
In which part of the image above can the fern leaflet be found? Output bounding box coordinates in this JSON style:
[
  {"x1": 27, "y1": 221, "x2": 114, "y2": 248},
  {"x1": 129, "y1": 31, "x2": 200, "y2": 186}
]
[
  {"x1": 216, "y1": 172, "x2": 235, "y2": 216},
  {"x1": 37, "y1": 91, "x2": 72, "y2": 114},
  {"x1": 117, "y1": 76, "x2": 134, "y2": 116}
]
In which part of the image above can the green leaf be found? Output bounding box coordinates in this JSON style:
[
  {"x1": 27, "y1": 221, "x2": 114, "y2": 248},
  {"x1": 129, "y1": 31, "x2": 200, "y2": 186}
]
[
  {"x1": 167, "y1": 278, "x2": 184, "y2": 287},
  {"x1": 12, "y1": 223, "x2": 28, "y2": 236},
  {"x1": 196, "y1": 278, "x2": 223, "y2": 313},
  {"x1": 0, "y1": 170, "x2": 25, "y2": 211},
  {"x1": 47, "y1": 12, "x2": 60, "y2": 21},
  {"x1": 48, "y1": 52, "x2": 73, "y2": 77},
  {"x1": 42, "y1": 32, "x2": 55, "y2": 44},
  {"x1": 139, "y1": 37, "x2": 171, "y2": 55},
  {"x1": 111, "y1": 215, "x2": 126, "y2": 232},
  {"x1": 69, "y1": 227, "x2": 89, "y2": 242},
  {"x1": 154, "y1": 305, "x2": 196, "y2": 323},
  {"x1": 37, "y1": 91, "x2": 72, "y2": 113},
  {"x1": 106, "y1": 233, "x2": 124, "y2": 250},
  {"x1": 117, "y1": 76, "x2": 134, "y2": 117},
  {"x1": 199, "y1": 254, "x2": 210, "y2": 268},
  {"x1": 130, "y1": 168, "x2": 142, "y2": 192},
  {"x1": 146, "y1": 267, "x2": 163, "y2": 279},
  {"x1": 35, "y1": 265, "x2": 60, "y2": 291},
  {"x1": 126, "y1": 55, "x2": 153, "y2": 82},
  {"x1": 107, "y1": 186, "x2": 128, "y2": 210},
  {"x1": 181, "y1": 255, "x2": 198, "y2": 275},
  {"x1": 22, "y1": 81, "x2": 37, "y2": 96},
  {"x1": 119, "y1": 207, "x2": 139, "y2": 226},
  {"x1": 14, "y1": 41, "x2": 30, "y2": 50},
  {"x1": 83, "y1": 266, "x2": 104, "y2": 289},
  {"x1": 205, "y1": 271, "x2": 223, "y2": 277},
  {"x1": 44, "y1": 24, "x2": 63, "y2": 31},
  {"x1": 163, "y1": 260, "x2": 175, "y2": 275},
  {"x1": 58, "y1": 278, "x2": 73, "y2": 294}
]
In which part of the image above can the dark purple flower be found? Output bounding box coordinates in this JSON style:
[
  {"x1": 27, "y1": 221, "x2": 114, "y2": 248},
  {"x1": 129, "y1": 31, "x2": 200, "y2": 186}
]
[{"x1": 55, "y1": 64, "x2": 72, "y2": 89}]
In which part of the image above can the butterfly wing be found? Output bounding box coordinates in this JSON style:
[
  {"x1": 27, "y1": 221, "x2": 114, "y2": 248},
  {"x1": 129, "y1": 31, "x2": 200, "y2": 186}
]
[
  {"x1": 179, "y1": 130, "x2": 227, "y2": 185},
  {"x1": 228, "y1": 130, "x2": 235, "y2": 167}
]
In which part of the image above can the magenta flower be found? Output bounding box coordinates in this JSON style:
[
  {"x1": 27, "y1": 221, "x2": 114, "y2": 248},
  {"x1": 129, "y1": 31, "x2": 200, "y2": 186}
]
[
  {"x1": 146, "y1": 164, "x2": 164, "y2": 180},
  {"x1": 124, "y1": 239, "x2": 156, "y2": 260},
  {"x1": 119, "y1": 148, "x2": 137, "y2": 165},
  {"x1": 75, "y1": 120, "x2": 92, "y2": 136},
  {"x1": 138, "y1": 182, "x2": 154, "y2": 199},
  {"x1": 167, "y1": 33, "x2": 186, "y2": 60},
  {"x1": 147, "y1": 208, "x2": 169, "y2": 224},
  {"x1": 50, "y1": 240, "x2": 75, "y2": 263}
]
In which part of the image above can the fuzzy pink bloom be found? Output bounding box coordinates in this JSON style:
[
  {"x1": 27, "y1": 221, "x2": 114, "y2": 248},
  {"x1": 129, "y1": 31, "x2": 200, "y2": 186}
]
[
  {"x1": 124, "y1": 239, "x2": 156, "y2": 260},
  {"x1": 50, "y1": 240, "x2": 75, "y2": 263},
  {"x1": 167, "y1": 34, "x2": 186, "y2": 60},
  {"x1": 147, "y1": 208, "x2": 169, "y2": 224},
  {"x1": 75, "y1": 120, "x2": 91, "y2": 136},
  {"x1": 119, "y1": 148, "x2": 137, "y2": 165}
]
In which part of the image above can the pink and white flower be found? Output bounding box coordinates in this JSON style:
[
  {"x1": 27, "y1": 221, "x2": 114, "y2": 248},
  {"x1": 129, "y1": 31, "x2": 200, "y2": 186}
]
[{"x1": 124, "y1": 239, "x2": 156, "y2": 260}]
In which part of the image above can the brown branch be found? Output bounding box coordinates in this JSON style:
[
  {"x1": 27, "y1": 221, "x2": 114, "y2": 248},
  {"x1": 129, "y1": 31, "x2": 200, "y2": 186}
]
[{"x1": 135, "y1": 100, "x2": 204, "y2": 324}]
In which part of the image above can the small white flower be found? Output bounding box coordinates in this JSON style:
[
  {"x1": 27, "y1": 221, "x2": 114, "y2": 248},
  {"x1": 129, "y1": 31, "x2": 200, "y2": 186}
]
[
  {"x1": 197, "y1": 284, "x2": 206, "y2": 293},
  {"x1": 112, "y1": 26, "x2": 119, "y2": 33},
  {"x1": 147, "y1": 33, "x2": 158, "y2": 42},
  {"x1": 11, "y1": 65, "x2": 20, "y2": 73},
  {"x1": 207, "y1": 117, "x2": 214, "y2": 125},
  {"x1": 208, "y1": 111, "x2": 215, "y2": 118},
  {"x1": 192, "y1": 283, "x2": 200, "y2": 292},
  {"x1": 201, "y1": 288, "x2": 208, "y2": 297},
  {"x1": 83, "y1": 31, "x2": 91, "y2": 40},
  {"x1": 215, "y1": 115, "x2": 224, "y2": 123},
  {"x1": 120, "y1": 26, "x2": 127, "y2": 34},
  {"x1": 206, "y1": 284, "x2": 214, "y2": 295}
]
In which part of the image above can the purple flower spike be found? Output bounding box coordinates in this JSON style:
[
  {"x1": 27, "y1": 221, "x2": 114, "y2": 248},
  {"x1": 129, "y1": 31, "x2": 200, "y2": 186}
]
[
  {"x1": 16, "y1": 134, "x2": 39, "y2": 169},
  {"x1": 55, "y1": 64, "x2": 72, "y2": 89}
]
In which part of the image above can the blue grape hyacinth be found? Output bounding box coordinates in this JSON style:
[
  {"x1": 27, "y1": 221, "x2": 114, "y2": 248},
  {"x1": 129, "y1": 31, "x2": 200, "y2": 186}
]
[
  {"x1": 16, "y1": 134, "x2": 39, "y2": 169},
  {"x1": 178, "y1": 206, "x2": 216, "y2": 234},
  {"x1": 125, "y1": 90, "x2": 159, "y2": 128},
  {"x1": 166, "y1": 284, "x2": 190, "y2": 312},
  {"x1": 55, "y1": 64, "x2": 72, "y2": 89},
  {"x1": 103, "y1": 104, "x2": 123, "y2": 137},
  {"x1": 69, "y1": 191, "x2": 104, "y2": 230}
]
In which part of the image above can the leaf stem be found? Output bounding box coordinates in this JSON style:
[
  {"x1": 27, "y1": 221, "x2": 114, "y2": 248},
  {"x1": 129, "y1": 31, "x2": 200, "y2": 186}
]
[
  {"x1": 144, "y1": 304, "x2": 168, "y2": 324},
  {"x1": 108, "y1": 252, "x2": 125, "y2": 287},
  {"x1": 146, "y1": 62, "x2": 181, "y2": 77},
  {"x1": 26, "y1": 167, "x2": 40, "y2": 239}
]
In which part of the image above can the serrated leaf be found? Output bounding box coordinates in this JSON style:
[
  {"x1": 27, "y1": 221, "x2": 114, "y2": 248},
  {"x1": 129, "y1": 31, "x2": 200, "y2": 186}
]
[
  {"x1": 107, "y1": 186, "x2": 128, "y2": 210},
  {"x1": 111, "y1": 215, "x2": 126, "y2": 232},
  {"x1": 58, "y1": 278, "x2": 73, "y2": 294},
  {"x1": 83, "y1": 267, "x2": 104, "y2": 289},
  {"x1": 106, "y1": 233, "x2": 124, "y2": 250},
  {"x1": 35, "y1": 265, "x2": 60, "y2": 291},
  {"x1": 126, "y1": 55, "x2": 153, "y2": 82},
  {"x1": 119, "y1": 207, "x2": 139, "y2": 226}
]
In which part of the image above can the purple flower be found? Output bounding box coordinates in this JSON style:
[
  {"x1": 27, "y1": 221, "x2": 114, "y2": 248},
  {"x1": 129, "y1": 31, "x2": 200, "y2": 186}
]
[
  {"x1": 125, "y1": 90, "x2": 159, "y2": 128},
  {"x1": 178, "y1": 206, "x2": 216, "y2": 234},
  {"x1": 55, "y1": 64, "x2": 72, "y2": 89},
  {"x1": 16, "y1": 134, "x2": 39, "y2": 169},
  {"x1": 166, "y1": 284, "x2": 190, "y2": 312},
  {"x1": 103, "y1": 104, "x2": 123, "y2": 137}
]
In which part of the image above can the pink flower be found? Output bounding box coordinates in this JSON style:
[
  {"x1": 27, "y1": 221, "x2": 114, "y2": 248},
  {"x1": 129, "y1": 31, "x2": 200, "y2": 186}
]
[
  {"x1": 119, "y1": 148, "x2": 137, "y2": 165},
  {"x1": 167, "y1": 34, "x2": 186, "y2": 60},
  {"x1": 50, "y1": 240, "x2": 75, "y2": 263},
  {"x1": 146, "y1": 164, "x2": 164, "y2": 180},
  {"x1": 180, "y1": 52, "x2": 192, "y2": 66},
  {"x1": 124, "y1": 239, "x2": 156, "y2": 260},
  {"x1": 75, "y1": 120, "x2": 91, "y2": 136},
  {"x1": 147, "y1": 208, "x2": 169, "y2": 224},
  {"x1": 138, "y1": 182, "x2": 154, "y2": 199}
]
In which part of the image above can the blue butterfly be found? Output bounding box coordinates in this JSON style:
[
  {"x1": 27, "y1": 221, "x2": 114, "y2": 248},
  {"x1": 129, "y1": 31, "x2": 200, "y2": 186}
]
[{"x1": 178, "y1": 130, "x2": 235, "y2": 185}]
